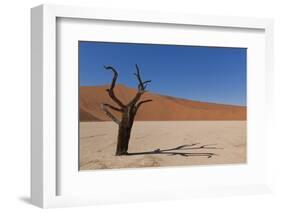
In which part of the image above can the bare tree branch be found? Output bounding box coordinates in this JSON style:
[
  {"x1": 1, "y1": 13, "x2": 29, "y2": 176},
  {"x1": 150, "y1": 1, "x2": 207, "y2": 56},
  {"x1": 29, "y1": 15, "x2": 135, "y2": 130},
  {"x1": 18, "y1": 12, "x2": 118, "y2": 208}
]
[
  {"x1": 101, "y1": 104, "x2": 120, "y2": 125},
  {"x1": 134, "y1": 64, "x2": 151, "y2": 91},
  {"x1": 134, "y1": 64, "x2": 145, "y2": 90},
  {"x1": 129, "y1": 64, "x2": 152, "y2": 106},
  {"x1": 102, "y1": 103, "x2": 123, "y2": 112},
  {"x1": 104, "y1": 66, "x2": 125, "y2": 108},
  {"x1": 135, "y1": 99, "x2": 152, "y2": 112},
  {"x1": 142, "y1": 80, "x2": 152, "y2": 89}
]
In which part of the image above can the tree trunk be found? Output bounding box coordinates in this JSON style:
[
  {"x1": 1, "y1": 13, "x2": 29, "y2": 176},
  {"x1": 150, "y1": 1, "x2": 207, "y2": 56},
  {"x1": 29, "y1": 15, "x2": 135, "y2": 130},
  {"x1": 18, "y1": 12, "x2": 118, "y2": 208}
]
[{"x1": 115, "y1": 108, "x2": 134, "y2": 156}]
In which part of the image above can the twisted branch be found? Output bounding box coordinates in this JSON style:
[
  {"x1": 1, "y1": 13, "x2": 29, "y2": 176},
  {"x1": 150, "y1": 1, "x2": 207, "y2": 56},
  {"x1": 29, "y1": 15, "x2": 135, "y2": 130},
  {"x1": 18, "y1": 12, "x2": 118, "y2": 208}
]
[
  {"x1": 102, "y1": 103, "x2": 123, "y2": 112},
  {"x1": 129, "y1": 64, "x2": 152, "y2": 106},
  {"x1": 135, "y1": 99, "x2": 153, "y2": 112},
  {"x1": 104, "y1": 66, "x2": 125, "y2": 108}
]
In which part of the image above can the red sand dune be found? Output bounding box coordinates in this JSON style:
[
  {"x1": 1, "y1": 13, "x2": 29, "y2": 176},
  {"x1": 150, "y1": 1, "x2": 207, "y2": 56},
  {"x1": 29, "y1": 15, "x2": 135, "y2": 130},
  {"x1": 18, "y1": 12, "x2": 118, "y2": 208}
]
[{"x1": 80, "y1": 84, "x2": 246, "y2": 121}]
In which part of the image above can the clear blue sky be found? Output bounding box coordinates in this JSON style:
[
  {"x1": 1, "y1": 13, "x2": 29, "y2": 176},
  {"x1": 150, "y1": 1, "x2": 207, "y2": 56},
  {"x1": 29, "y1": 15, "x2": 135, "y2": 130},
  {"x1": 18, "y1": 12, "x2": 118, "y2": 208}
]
[{"x1": 79, "y1": 41, "x2": 247, "y2": 106}]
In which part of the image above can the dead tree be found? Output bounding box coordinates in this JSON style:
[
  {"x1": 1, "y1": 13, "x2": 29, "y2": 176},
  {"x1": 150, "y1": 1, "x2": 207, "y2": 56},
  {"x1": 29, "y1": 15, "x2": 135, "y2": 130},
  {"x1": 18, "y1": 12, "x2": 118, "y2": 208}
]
[{"x1": 101, "y1": 64, "x2": 152, "y2": 156}]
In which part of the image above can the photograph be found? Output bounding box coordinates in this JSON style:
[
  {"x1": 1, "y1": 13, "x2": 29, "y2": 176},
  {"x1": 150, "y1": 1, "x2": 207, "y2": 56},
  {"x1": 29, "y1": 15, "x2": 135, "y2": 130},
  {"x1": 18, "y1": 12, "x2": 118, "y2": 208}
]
[{"x1": 79, "y1": 41, "x2": 247, "y2": 170}]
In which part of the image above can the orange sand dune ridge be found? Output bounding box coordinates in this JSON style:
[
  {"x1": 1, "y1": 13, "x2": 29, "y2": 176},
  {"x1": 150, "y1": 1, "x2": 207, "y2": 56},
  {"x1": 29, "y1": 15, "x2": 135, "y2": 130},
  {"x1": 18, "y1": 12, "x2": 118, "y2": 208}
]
[{"x1": 80, "y1": 84, "x2": 246, "y2": 121}]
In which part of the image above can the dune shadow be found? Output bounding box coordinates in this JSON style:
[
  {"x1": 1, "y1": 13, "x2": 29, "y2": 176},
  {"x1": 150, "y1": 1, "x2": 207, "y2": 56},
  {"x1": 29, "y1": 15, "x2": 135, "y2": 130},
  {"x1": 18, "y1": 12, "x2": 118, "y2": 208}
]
[{"x1": 126, "y1": 143, "x2": 222, "y2": 158}]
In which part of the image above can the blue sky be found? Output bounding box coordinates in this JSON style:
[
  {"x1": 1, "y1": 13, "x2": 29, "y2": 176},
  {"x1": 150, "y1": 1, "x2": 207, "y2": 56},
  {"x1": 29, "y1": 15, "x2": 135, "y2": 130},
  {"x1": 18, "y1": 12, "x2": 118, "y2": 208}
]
[{"x1": 79, "y1": 41, "x2": 247, "y2": 106}]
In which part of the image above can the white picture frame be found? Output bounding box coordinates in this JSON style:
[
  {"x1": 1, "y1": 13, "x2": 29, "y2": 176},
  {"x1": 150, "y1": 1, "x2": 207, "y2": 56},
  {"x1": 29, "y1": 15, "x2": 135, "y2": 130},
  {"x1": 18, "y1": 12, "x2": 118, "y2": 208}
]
[{"x1": 31, "y1": 4, "x2": 274, "y2": 208}]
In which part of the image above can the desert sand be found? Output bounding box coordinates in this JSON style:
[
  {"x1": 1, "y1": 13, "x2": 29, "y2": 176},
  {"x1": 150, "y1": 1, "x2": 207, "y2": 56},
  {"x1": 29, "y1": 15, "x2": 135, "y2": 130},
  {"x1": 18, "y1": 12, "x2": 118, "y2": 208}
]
[{"x1": 79, "y1": 121, "x2": 246, "y2": 170}]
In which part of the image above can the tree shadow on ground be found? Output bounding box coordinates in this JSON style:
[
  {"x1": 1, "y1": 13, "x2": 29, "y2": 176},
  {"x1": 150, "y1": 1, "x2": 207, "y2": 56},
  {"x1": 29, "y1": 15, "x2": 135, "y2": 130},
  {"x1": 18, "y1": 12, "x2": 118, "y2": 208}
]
[{"x1": 126, "y1": 143, "x2": 222, "y2": 158}]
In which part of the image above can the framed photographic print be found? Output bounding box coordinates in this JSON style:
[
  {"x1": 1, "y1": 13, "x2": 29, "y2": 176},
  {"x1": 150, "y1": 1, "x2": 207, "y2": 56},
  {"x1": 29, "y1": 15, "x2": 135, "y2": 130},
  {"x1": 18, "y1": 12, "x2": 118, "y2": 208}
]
[
  {"x1": 78, "y1": 41, "x2": 247, "y2": 170},
  {"x1": 31, "y1": 4, "x2": 274, "y2": 208}
]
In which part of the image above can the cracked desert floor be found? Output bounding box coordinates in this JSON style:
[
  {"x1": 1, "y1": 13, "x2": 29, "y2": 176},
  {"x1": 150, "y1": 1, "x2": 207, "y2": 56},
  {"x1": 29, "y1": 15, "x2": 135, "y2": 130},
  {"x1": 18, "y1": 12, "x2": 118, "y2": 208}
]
[{"x1": 79, "y1": 121, "x2": 246, "y2": 170}]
